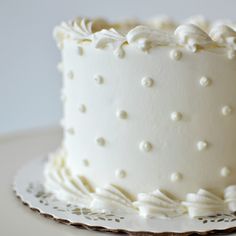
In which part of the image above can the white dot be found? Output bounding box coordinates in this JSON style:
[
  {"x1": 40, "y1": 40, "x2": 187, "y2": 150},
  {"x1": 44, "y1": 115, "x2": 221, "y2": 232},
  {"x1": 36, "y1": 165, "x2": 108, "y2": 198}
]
[
  {"x1": 67, "y1": 71, "x2": 74, "y2": 80},
  {"x1": 96, "y1": 137, "x2": 105, "y2": 146},
  {"x1": 221, "y1": 167, "x2": 231, "y2": 177},
  {"x1": 79, "y1": 104, "x2": 86, "y2": 113},
  {"x1": 83, "y1": 159, "x2": 89, "y2": 167},
  {"x1": 199, "y1": 76, "x2": 211, "y2": 87},
  {"x1": 170, "y1": 172, "x2": 182, "y2": 182},
  {"x1": 171, "y1": 112, "x2": 182, "y2": 121},
  {"x1": 116, "y1": 110, "x2": 128, "y2": 119},
  {"x1": 57, "y1": 42, "x2": 64, "y2": 50},
  {"x1": 57, "y1": 62, "x2": 63, "y2": 73},
  {"x1": 141, "y1": 77, "x2": 154, "y2": 87},
  {"x1": 115, "y1": 169, "x2": 126, "y2": 179},
  {"x1": 227, "y1": 50, "x2": 236, "y2": 60},
  {"x1": 78, "y1": 46, "x2": 83, "y2": 55},
  {"x1": 67, "y1": 128, "x2": 75, "y2": 135},
  {"x1": 94, "y1": 75, "x2": 104, "y2": 84},
  {"x1": 60, "y1": 94, "x2": 67, "y2": 103},
  {"x1": 222, "y1": 106, "x2": 233, "y2": 116},
  {"x1": 139, "y1": 141, "x2": 152, "y2": 152},
  {"x1": 56, "y1": 39, "x2": 65, "y2": 50},
  {"x1": 170, "y1": 49, "x2": 182, "y2": 60},
  {"x1": 197, "y1": 141, "x2": 208, "y2": 151}
]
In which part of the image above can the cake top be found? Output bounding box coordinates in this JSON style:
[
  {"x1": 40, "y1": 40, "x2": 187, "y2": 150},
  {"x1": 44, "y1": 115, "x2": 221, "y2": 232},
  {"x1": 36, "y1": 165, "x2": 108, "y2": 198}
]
[{"x1": 54, "y1": 16, "x2": 236, "y2": 57}]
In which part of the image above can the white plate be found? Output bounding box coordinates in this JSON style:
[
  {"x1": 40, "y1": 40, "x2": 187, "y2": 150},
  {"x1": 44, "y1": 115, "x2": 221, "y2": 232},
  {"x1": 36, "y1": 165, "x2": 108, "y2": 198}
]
[{"x1": 13, "y1": 157, "x2": 236, "y2": 235}]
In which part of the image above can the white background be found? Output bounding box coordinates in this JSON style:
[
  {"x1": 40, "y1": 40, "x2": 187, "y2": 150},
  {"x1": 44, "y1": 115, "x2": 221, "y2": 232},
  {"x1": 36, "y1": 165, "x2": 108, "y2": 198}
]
[{"x1": 1, "y1": 0, "x2": 236, "y2": 135}]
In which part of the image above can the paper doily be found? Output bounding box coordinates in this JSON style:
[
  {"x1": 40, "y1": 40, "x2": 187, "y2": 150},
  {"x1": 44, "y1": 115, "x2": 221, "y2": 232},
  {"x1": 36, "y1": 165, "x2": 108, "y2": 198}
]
[{"x1": 13, "y1": 157, "x2": 236, "y2": 235}]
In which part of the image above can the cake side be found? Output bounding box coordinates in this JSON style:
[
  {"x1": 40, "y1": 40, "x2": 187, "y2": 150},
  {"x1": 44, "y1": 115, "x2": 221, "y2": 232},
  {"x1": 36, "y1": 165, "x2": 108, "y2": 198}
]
[{"x1": 45, "y1": 17, "x2": 236, "y2": 218}]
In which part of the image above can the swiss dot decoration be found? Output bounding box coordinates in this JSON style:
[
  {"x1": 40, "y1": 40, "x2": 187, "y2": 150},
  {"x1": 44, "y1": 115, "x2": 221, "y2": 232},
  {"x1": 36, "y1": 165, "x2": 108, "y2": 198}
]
[
  {"x1": 67, "y1": 70, "x2": 74, "y2": 80},
  {"x1": 57, "y1": 41, "x2": 64, "y2": 50},
  {"x1": 83, "y1": 159, "x2": 89, "y2": 167},
  {"x1": 170, "y1": 172, "x2": 182, "y2": 182},
  {"x1": 116, "y1": 110, "x2": 128, "y2": 119},
  {"x1": 115, "y1": 169, "x2": 126, "y2": 179},
  {"x1": 94, "y1": 74, "x2": 104, "y2": 84},
  {"x1": 139, "y1": 141, "x2": 152, "y2": 152},
  {"x1": 171, "y1": 112, "x2": 182, "y2": 121},
  {"x1": 67, "y1": 128, "x2": 75, "y2": 135},
  {"x1": 169, "y1": 49, "x2": 182, "y2": 60},
  {"x1": 77, "y1": 46, "x2": 83, "y2": 55},
  {"x1": 57, "y1": 62, "x2": 63, "y2": 73},
  {"x1": 197, "y1": 141, "x2": 208, "y2": 151},
  {"x1": 221, "y1": 167, "x2": 231, "y2": 177},
  {"x1": 78, "y1": 104, "x2": 86, "y2": 113},
  {"x1": 199, "y1": 76, "x2": 211, "y2": 87},
  {"x1": 141, "y1": 77, "x2": 154, "y2": 87},
  {"x1": 96, "y1": 137, "x2": 106, "y2": 146},
  {"x1": 222, "y1": 106, "x2": 233, "y2": 116},
  {"x1": 60, "y1": 94, "x2": 67, "y2": 103}
]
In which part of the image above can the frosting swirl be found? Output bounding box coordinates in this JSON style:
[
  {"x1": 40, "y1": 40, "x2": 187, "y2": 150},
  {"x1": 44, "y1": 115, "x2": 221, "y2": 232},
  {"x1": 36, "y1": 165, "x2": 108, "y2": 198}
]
[
  {"x1": 224, "y1": 185, "x2": 236, "y2": 212},
  {"x1": 54, "y1": 17, "x2": 236, "y2": 54},
  {"x1": 90, "y1": 185, "x2": 136, "y2": 212},
  {"x1": 126, "y1": 26, "x2": 174, "y2": 52},
  {"x1": 44, "y1": 150, "x2": 92, "y2": 207},
  {"x1": 93, "y1": 28, "x2": 126, "y2": 58},
  {"x1": 174, "y1": 24, "x2": 213, "y2": 52},
  {"x1": 183, "y1": 189, "x2": 226, "y2": 218},
  {"x1": 133, "y1": 189, "x2": 186, "y2": 218},
  {"x1": 210, "y1": 24, "x2": 236, "y2": 49}
]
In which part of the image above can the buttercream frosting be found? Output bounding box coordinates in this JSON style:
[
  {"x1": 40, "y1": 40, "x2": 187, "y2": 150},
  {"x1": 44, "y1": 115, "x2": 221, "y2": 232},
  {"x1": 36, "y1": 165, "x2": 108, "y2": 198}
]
[
  {"x1": 45, "y1": 152, "x2": 236, "y2": 218},
  {"x1": 54, "y1": 17, "x2": 236, "y2": 55},
  {"x1": 44, "y1": 150, "x2": 92, "y2": 206},
  {"x1": 47, "y1": 16, "x2": 236, "y2": 220},
  {"x1": 225, "y1": 185, "x2": 236, "y2": 212},
  {"x1": 133, "y1": 189, "x2": 186, "y2": 218},
  {"x1": 183, "y1": 189, "x2": 226, "y2": 218},
  {"x1": 90, "y1": 185, "x2": 136, "y2": 213},
  {"x1": 209, "y1": 24, "x2": 236, "y2": 49},
  {"x1": 174, "y1": 24, "x2": 213, "y2": 52}
]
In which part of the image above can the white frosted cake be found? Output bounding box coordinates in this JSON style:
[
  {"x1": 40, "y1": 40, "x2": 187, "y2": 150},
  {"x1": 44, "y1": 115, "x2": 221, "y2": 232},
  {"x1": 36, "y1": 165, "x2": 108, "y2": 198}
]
[{"x1": 45, "y1": 16, "x2": 236, "y2": 219}]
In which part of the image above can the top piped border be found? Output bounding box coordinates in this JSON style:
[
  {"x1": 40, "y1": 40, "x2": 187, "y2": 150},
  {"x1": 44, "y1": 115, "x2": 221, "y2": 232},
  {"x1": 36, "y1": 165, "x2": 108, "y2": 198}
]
[{"x1": 54, "y1": 16, "x2": 236, "y2": 58}]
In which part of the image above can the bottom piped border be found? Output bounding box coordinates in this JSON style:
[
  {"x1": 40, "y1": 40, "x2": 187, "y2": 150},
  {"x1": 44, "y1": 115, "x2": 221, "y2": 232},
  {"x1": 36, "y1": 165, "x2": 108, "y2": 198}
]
[
  {"x1": 44, "y1": 149, "x2": 236, "y2": 219},
  {"x1": 14, "y1": 191, "x2": 236, "y2": 236},
  {"x1": 13, "y1": 156, "x2": 236, "y2": 236}
]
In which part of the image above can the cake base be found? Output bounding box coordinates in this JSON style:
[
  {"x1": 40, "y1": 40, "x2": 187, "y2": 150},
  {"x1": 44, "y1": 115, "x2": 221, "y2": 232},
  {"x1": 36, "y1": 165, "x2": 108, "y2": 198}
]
[{"x1": 13, "y1": 156, "x2": 236, "y2": 235}]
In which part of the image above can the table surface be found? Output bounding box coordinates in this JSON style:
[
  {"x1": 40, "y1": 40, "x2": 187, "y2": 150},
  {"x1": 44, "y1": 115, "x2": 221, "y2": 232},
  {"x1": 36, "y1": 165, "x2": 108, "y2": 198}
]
[
  {"x1": 0, "y1": 127, "x2": 113, "y2": 236},
  {"x1": 1, "y1": 127, "x2": 235, "y2": 236}
]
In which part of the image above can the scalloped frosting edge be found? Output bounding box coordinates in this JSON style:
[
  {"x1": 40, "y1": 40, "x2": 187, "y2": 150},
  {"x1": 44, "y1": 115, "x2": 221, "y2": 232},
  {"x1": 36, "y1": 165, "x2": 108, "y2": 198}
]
[
  {"x1": 53, "y1": 17, "x2": 236, "y2": 56},
  {"x1": 44, "y1": 150, "x2": 236, "y2": 219}
]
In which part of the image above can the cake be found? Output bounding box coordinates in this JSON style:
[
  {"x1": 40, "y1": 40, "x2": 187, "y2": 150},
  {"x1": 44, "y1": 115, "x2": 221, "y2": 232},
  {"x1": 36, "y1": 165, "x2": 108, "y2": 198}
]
[{"x1": 45, "y1": 16, "x2": 236, "y2": 219}]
